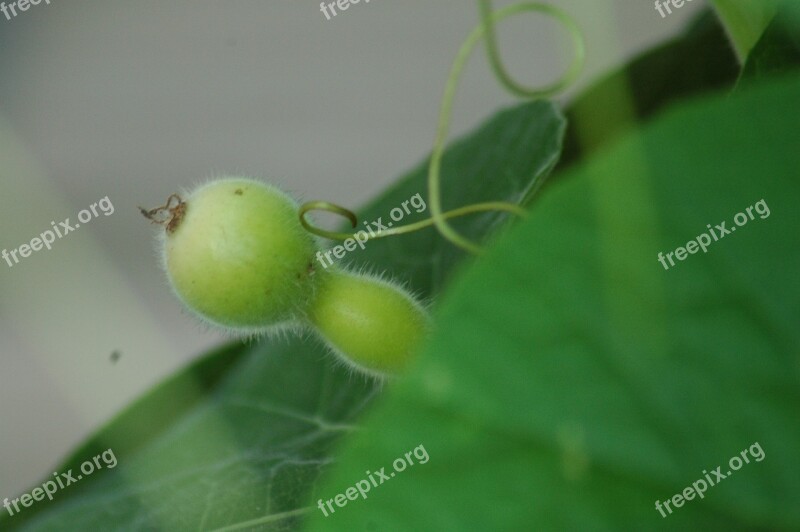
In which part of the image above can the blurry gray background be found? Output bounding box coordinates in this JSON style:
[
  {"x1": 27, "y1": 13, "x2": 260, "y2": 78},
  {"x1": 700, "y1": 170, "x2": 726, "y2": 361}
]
[{"x1": 0, "y1": 0, "x2": 702, "y2": 498}]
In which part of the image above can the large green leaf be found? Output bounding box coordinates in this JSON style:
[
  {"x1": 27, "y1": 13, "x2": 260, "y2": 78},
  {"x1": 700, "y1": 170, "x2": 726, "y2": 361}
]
[
  {"x1": 306, "y1": 75, "x2": 800, "y2": 530},
  {"x1": 2, "y1": 100, "x2": 565, "y2": 531}
]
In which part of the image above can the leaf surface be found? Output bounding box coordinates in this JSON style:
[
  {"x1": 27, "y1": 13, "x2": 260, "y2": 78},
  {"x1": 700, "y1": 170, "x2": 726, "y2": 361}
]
[
  {"x1": 3, "y1": 101, "x2": 566, "y2": 532},
  {"x1": 307, "y1": 75, "x2": 800, "y2": 531}
]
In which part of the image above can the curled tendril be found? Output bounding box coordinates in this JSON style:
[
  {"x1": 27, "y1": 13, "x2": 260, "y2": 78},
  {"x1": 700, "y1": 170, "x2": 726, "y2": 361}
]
[
  {"x1": 299, "y1": 200, "x2": 528, "y2": 241},
  {"x1": 299, "y1": 1, "x2": 585, "y2": 253},
  {"x1": 478, "y1": 0, "x2": 585, "y2": 99}
]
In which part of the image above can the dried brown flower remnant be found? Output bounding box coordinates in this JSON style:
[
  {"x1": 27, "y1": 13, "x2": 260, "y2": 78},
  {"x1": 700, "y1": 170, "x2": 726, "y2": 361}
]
[{"x1": 139, "y1": 194, "x2": 186, "y2": 234}]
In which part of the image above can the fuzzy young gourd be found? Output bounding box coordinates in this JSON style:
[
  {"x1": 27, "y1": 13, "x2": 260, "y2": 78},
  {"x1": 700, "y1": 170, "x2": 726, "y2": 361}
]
[{"x1": 142, "y1": 176, "x2": 430, "y2": 376}]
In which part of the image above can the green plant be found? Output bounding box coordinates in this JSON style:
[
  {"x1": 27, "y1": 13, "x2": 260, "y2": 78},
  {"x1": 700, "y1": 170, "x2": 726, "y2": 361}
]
[
  {"x1": 5, "y1": 2, "x2": 798, "y2": 531},
  {"x1": 710, "y1": 0, "x2": 778, "y2": 61},
  {"x1": 141, "y1": 177, "x2": 431, "y2": 376}
]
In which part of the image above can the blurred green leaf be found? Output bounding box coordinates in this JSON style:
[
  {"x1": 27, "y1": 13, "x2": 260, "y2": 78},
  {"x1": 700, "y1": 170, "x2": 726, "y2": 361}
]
[
  {"x1": 739, "y1": 1, "x2": 800, "y2": 84},
  {"x1": 558, "y1": 10, "x2": 740, "y2": 175},
  {"x1": 2, "y1": 100, "x2": 565, "y2": 531},
  {"x1": 307, "y1": 75, "x2": 800, "y2": 530},
  {"x1": 710, "y1": 0, "x2": 778, "y2": 61}
]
